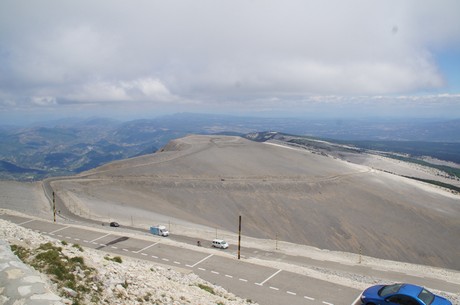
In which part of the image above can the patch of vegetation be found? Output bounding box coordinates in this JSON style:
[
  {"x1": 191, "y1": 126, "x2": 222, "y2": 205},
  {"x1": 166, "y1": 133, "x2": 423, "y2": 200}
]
[
  {"x1": 341, "y1": 140, "x2": 460, "y2": 165},
  {"x1": 197, "y1": 283, "x2": 215, "y2": 295},
  {"x1": 10, "y1": 244, "x2": 31, "y2": 261},
  {"x1": 104, "y1": 255, "x2": 123, "y2": 263},
  {"x1": 72, "y1": 243, "x2": 84, "y2": 252},
  {"x1": 403, "y1": 176, "x2": 460, "y2": 193},
  {"x1": 11, "y1": 242, "x2": 102, "y2": 304}
]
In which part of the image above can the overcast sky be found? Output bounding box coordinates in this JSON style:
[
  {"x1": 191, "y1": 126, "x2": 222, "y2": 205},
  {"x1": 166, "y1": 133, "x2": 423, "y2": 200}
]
[{"x1": 1, "y1": 0, "x2": 459, "y2": 124}]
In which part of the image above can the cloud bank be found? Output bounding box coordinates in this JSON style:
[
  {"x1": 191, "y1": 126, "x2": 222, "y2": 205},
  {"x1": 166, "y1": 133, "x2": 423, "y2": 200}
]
[{"x1": 0, "y1": 0, "x2": 459, "y2": 121}]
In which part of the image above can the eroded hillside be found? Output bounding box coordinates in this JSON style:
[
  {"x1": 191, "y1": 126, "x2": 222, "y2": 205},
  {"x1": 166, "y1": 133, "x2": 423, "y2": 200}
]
[{"x1": 53, "y1": 135, "x2": 460, "y2": 270}]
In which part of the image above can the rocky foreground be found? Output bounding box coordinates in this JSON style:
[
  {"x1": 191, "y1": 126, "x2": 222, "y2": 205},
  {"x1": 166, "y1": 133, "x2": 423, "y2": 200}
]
[{"x1": 0, "y1": 218, "x2": 257, "y2": 305}]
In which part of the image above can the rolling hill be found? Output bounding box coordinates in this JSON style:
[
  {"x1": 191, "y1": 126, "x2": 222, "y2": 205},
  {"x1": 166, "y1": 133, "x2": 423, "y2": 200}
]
[{"x1": 51, "y1": 135, "x2": 460, "y2": 270}]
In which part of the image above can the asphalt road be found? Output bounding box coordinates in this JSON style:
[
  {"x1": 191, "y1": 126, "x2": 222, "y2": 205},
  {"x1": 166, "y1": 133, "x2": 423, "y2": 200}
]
[
  {"x1": 36, "y1": 178, "x2": 460, "y2": 303},
  {"x1": 1, "y1": 213, "x2": 362, "y2": 305}
]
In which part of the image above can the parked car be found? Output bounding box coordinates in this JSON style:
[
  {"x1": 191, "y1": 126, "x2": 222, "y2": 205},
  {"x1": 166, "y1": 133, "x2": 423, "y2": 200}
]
[
  {"x1": 110, "y1": 222, "x2": 120, "y2": 227},
  {"x1": 360, "y1": 283, "x2": 452, "y2": 305},
  {"x1": 212, "y1": 239, "x2": 229, "y2": 249}
]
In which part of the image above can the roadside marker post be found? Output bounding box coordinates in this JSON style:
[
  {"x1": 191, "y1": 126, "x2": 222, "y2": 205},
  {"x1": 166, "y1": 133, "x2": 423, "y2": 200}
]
[
  {"x1": 238, "y1": 215, "x2": 241, "y2": 260},
  {"x1": 53, "y1": 191, "x2": 56, "y2": 223}
]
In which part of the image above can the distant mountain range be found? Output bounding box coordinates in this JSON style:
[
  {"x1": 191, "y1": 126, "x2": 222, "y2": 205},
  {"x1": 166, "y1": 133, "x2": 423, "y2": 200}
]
[{"x1": 1, "y1": 113, "x2": 460, "y2": 181}]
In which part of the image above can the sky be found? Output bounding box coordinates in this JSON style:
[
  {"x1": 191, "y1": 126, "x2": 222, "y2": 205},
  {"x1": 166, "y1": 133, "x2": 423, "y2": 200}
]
[{"x1": 1, "y1": 0, "x2": 460, "y2": 124}]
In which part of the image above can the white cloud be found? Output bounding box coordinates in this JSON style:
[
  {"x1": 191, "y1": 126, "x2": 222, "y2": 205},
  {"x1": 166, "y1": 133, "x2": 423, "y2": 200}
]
[
  {"x1": 31, "y1": 96, "x2": 57, "y2": 106},
  {"x1": 64, "y1": 78, "x2": 176, "y2": 103},
  {"x1": 0, "y1": 0, "x2": 459, "y2": 120},
  {"x1": 121, "y1": 78, "x2": 176, "y2": 102}
]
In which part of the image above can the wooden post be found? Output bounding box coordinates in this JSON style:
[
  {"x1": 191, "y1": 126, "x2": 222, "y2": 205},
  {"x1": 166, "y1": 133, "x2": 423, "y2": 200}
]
[
  {"x1": 238, "y1": 215, "x2": 241, "y2": 260},
  {"x1": 52, "y1": 192, "x2": 56, "y2": 223}
]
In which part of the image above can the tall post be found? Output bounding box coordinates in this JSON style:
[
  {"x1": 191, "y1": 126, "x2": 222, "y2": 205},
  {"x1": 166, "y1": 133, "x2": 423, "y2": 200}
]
[
  {"x1": 52, "y1": 191, "x2": 56, "y2": 223},
  {"x1": 238, "y1": 215, "x2": 241, "y2": 260}
]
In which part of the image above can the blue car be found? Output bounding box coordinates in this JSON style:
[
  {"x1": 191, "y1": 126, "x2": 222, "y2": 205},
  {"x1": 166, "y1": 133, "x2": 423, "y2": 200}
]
[{"x1": 360, "y1": 283, "x2": 452, "y2": 305}]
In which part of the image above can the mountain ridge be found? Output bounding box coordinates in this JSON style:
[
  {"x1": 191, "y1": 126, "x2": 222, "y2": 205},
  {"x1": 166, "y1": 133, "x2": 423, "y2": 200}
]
[{"x1": 53, "y1": 134, "x2": 460, "y2": 270}]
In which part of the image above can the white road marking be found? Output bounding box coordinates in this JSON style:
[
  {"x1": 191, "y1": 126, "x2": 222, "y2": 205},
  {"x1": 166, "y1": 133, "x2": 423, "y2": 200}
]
[
  {"x1": 134, "y1": 242, "x2": 159, "y2": 253},
  {"x1": 322, "y1": 302, "x2": 334, "y2": 305},
  {"x1": 304, "y1": 296, "x2": 315, "y2": 301},
  {"x1": 49, "y1": 226, "x2": 69, "y2": 234},
  {"x1": 287, "y1": 291, "x2": 296, "y2": 295},
  {"x1": 151, "y1": 255, "x2": 158, "y2": 259},
  {"x1": 18, "y1": 219, "x2": 34, "y2": 225},
  {"x1": 239, "y1": 278, "x2": 248, "y2": 282},
  {"x1": 350, "y1": 293, "x2": 362, "y2": 305},
  {"x1": 162, "y1": 258, "x2": 169, "y2": 262},
  {"x1": 198, "y1": 268, "x2": 206, "y2": 271},
  {"x1": 74, "y1": 238, "x2": 80, "y2": 241},
  {"x1": 111, "y1": 246, "x2": 118, "y2": 249},
  {"x1": 269, "y1": 287, "x2": 279, "y2": 291},
  {"x1": 141, "y1": 253, "x2": 147, "y2": 256},
  {"x1": 174, "y1": 261, "x2": 181, "y2": 265},
  {"x1": 57, "y1": 235, "x2": 63, "y2": 237},
  {"x1": 211, "y1": 271, "x2": 219, "y2": 275},
  {"x1": 123, "y1": 249, "x2": 129, "y2": 252},
  {"x1": 255, "y1": 269, "x2": 282, "y2": 286},
  {"x1": 89, "y1": 233, "x2": 110, "y2": 243},
  {"x1": 225, "y1": 275, "x2": 233, "y2": 278},
  {"x1": 83, "y1": 240, "x2": 89, "y2": 243},
  {"x1": 188, "y1": 254, "x2": 214, "y2": 268}
]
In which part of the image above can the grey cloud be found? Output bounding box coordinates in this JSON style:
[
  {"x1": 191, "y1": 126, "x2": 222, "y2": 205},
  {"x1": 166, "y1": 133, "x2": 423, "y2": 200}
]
[{"x1": 0, "y1": 0, "x2": 459, "y2": 120}]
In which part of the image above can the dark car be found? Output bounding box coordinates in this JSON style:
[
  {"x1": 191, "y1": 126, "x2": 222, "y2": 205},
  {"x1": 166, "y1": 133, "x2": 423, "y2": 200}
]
[
  {"x1": 360, "y1": 283, "x2": 452, "y2": 305},
  {"x1": 109, "y1": 222, "x2": 120, "y2": 227}
]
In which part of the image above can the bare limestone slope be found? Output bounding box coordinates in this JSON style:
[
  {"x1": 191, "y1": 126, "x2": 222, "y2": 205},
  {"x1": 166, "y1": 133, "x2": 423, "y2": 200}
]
[{"x1": 53, "y1": 135, "x2": 460, "y2": 270}]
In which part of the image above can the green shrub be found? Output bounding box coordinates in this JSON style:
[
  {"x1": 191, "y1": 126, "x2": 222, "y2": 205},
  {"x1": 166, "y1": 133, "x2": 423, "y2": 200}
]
[
  {"x1": 12, "y1": 242, "x2": 100, "y2": 304},
  {"x1": 198, "y1": 284, "x2": 215, "y2": 295}
]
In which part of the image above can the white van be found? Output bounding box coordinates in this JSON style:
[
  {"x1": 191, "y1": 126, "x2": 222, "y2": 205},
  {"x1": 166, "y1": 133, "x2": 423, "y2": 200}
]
[{"x1": 212, "y1": 239, "x2": 229, "y2": 249}]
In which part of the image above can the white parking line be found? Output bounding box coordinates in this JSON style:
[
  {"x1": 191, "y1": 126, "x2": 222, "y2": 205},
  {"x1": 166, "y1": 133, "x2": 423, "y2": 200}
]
[
  {"x1": 350, "y1": 294, "x2": 362, "y2": 305},
  {"x1": 239, "y1": 278, "x2": 248, "y2": 282},
  {"x1": 269, "y1": 287, "x2": 279, "y2": 291},
  {"x1": 304, "y1": 296, "x2": 315, "y2": 301},
  {"x1": 211, "y1": 271, "x2": 219, "y2": 275},
  {"x1": 287, "y1": 291, "x2": 296, "y2": 296},
  {"x1": 225, "y1": 275, "x2": 233, "y2": 278},
  {"x1": 198, "y1": 268, "x2": 206, "y2": 271},
  {"x1": 123, "y1": 249, "x2": 129, "y2": 252},
  {"x1": 322, "y1": 302, "x2": 334, "y2": 305},
  {"x1": 188, "y1": 254, "x2": 214, "y2": 268},
  {"x1": 162, "y1": 258, "x2": 169, "y2": 262},
  {"x1": 49, "y1": 226, "x2": 69, "y2": 234},
  {"x1": 57, "y1": 234, "x2": 62, "y2": 237},
  {"x1": 174, "y1": 261, "x2": 181, "y2": 265},
  {"x1": 151, "y1": 255, "x2": 158, "y2": 259},
  {"x1": 255, "y1": 269, "x2": 282, "y2": 286},
  {"x1": 141, "y1": 253, "x2": 147, "y2": 256},
  {"x1": 134, "y1": 242, "x2": 159, "y2": 254},
  {"x1": 83, "y1": 240, "x2": 89, "y2": 243},
  {"x1": 111, "y1": 246, "x2": 118, "y2": 249},
  {"x1": 18, "y1": 219, "x2": 35, "y2": 225},
  {"x1": 89, "y1": 233, "x2": 110, "y2": 243}
]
